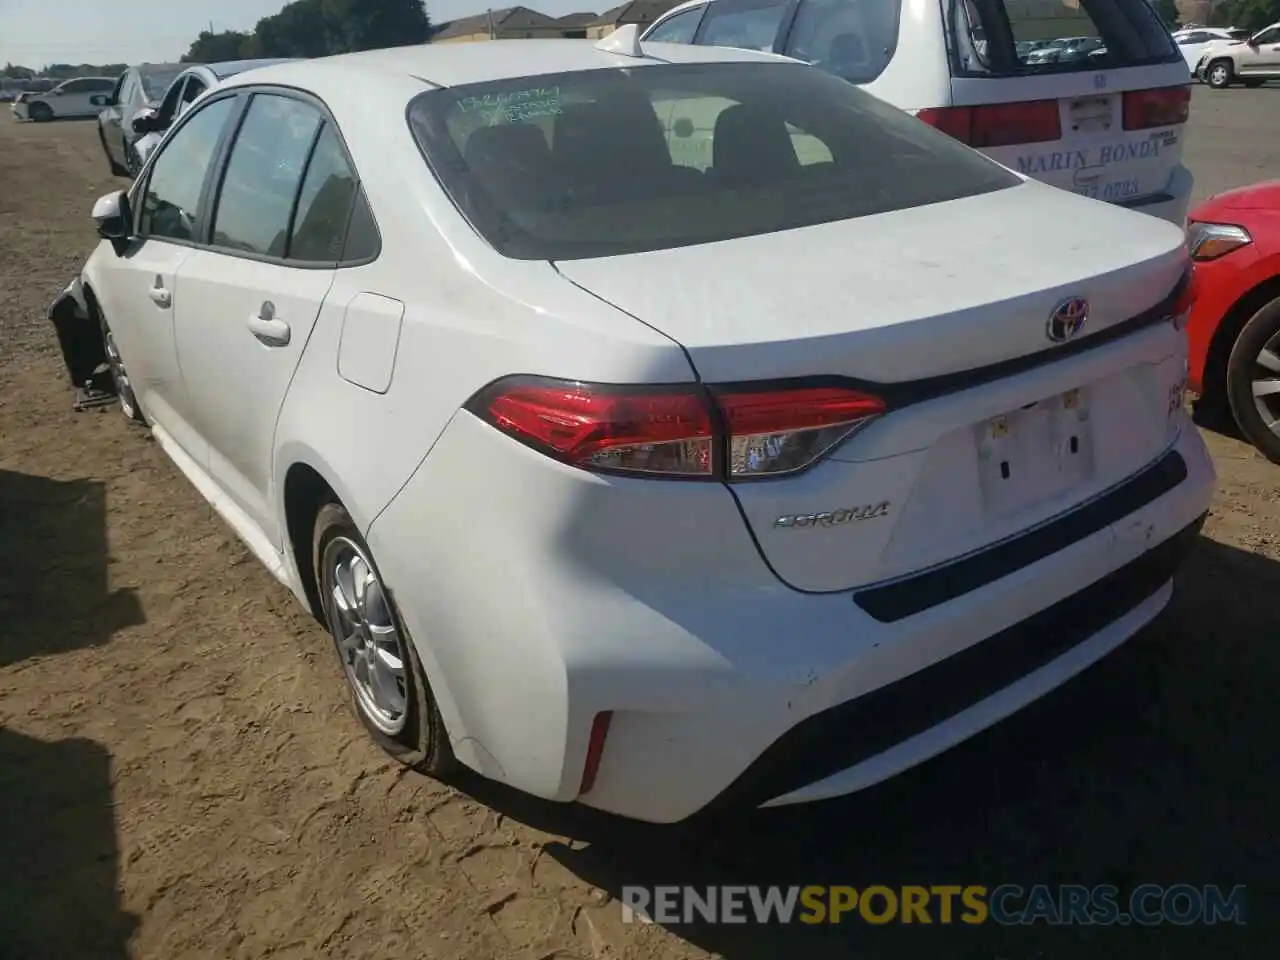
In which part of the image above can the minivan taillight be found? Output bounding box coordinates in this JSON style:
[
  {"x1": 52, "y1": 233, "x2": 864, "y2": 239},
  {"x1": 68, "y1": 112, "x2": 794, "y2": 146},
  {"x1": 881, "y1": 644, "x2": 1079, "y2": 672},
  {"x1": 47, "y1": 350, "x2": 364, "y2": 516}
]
[
  {"x1": 467, "y1": 377, "x2": 886, "y2": 480},
  {"x1": 917, "y1": 101, "x2": 1061, "y2": 148},
  {"x1": 1122, "y1": 86, "x2": 1190, "y2": 130}
]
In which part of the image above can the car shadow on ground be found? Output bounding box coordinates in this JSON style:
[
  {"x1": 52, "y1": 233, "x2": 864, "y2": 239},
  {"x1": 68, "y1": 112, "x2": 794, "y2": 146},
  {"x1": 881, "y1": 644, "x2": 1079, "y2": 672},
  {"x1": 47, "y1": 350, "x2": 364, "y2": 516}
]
[
  {"x1": 449, "y1": 534, "x2": 1276, "y2": 958},
  {"x1": 0, "y1": 468, "x2": 142, "y2": 957},
  {"x1": 0, "y1": 728, "x2": 139, "y2": 958},
  {"x1": 0, "y1": 468, "x2": 143, "y2": 667}
]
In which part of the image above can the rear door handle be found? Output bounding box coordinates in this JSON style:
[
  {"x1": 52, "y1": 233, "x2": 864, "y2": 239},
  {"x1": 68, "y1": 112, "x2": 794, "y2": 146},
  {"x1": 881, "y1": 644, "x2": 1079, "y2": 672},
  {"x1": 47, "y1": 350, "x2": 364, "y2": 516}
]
[
  {"x1": 247, "y1": 302, "x2": 291, "y2": 346},
  {"x1": 148, "y1": 280, "x2": 171, "y2": 308}
]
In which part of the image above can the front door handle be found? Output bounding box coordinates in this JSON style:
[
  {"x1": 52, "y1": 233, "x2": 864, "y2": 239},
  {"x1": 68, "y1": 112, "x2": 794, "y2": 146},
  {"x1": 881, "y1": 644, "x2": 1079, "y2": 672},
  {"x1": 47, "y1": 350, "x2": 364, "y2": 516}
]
[
  {"x1": 148, "y1": 279, "x2": 171, "y2": 308},
  {"x1": 247, "y1": 301, "x2": 291, "y2": 346}
]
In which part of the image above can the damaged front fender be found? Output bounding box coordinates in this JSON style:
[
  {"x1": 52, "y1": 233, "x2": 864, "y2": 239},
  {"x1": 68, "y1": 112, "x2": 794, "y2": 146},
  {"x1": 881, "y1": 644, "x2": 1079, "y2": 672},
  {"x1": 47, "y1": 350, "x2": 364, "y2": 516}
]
[{"x1": 48, "y1": 274, "x2": 115, "y2": 410}]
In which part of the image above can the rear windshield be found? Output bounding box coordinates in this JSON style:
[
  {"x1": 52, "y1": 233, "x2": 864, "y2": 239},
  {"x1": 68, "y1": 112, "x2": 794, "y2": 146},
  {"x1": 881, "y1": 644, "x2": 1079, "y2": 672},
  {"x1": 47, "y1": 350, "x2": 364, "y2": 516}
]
[
  {"x1": 953, "y1": 0, "x2": 1179, "y2": 76},
  {"x1": 406, "y1": 61, "x2": 1018, "y2": 261},
  {"x1": 141, "y1": 68, "x2": 183, "y2": 100}
]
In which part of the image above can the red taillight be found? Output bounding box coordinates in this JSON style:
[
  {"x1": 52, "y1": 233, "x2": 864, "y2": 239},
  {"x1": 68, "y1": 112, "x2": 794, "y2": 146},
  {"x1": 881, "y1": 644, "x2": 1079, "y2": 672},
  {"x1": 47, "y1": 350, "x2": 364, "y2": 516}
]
[
  {"x1": 468, "y1": 376, "x2": 886, "y2": 480},
  {"x1": 1123, "y1": 86, "x2": 1190, "y2": 131},
  {"x1": 917, "y1": 101, "x2": 1061, "y2": 149},
  {"x1": 480, "y1": 380, "x2": 714, "y2": 476},
  {"x1": 715, "y1": 386, "x2": 886, "y2": 478}
]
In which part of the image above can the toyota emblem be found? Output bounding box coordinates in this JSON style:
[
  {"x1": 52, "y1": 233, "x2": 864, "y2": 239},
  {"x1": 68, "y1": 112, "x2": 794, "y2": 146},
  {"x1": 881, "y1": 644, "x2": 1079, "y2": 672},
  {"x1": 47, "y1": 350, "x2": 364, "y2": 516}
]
[{"x1": 1047, "y1": 297, "x2": 1089, "y2": 343}]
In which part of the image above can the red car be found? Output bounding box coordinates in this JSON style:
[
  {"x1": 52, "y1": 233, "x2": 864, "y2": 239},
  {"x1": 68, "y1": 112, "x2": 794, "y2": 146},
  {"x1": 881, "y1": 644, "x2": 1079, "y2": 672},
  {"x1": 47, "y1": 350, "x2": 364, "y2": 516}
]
[{"x1": 1186, "y1": 181, "x2": 1280, "y2": 463}]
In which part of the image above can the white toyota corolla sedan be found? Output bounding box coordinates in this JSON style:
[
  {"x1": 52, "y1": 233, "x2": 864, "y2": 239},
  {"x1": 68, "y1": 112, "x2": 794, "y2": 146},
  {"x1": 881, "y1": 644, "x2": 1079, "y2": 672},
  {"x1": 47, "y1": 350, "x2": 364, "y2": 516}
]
[{"x1": 55, "y1": 30, "x2": 1215, "y2": 824}]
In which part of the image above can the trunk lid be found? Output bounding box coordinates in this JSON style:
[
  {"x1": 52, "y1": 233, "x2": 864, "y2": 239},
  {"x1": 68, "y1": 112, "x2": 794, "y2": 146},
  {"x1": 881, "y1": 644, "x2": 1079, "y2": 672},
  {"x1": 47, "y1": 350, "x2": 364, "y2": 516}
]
[
  {"x1": 555, "y1": 181, "x2": 1186, "y2": 388},
  {"x1": 556, "y1": 181, "x2": 1191, "y2": 592}
]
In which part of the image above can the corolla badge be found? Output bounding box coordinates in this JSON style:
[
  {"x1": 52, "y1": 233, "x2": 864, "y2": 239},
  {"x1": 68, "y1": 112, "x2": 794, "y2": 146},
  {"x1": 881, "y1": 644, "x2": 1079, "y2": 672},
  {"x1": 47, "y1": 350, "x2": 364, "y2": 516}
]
[
  {"x1": 1047, "y1": 297, "x2": 1089, "y2": 343},
  {"x1": 774, "y1": 502, "x2": 891, "y2": 530}
]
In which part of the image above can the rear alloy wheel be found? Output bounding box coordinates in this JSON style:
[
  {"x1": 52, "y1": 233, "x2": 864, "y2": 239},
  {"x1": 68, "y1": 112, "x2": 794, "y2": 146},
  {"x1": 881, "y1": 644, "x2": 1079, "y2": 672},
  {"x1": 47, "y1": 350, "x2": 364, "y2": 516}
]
[
  {"x1": 28, "y1": 101, "x2": 52, "y2": 122},
  {"x1": 1207, "y1": 60, "x2": 1234, "y2": 89},
  {"x1": 1226, "y1": 295, "x2": 1280, "y2": 464},
  {"x1": 313, "y1": 503, "x2": 455, "y2": 776},
  {"x1": 99, "y1": 315, "x2": 145, "y2": 423}
]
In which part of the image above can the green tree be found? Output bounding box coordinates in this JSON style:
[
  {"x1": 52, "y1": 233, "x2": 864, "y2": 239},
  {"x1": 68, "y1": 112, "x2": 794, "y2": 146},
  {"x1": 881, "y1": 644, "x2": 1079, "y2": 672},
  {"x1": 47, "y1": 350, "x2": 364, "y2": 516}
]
[
  {"x1": 1152, "y1": 0, "x2": 1181, "y2": 28},
  {"x1": 1212, "y1": 0, "x2": 1280, "y2": 30},
  {"x1": 182, "y1": 30, "x2": 256, "y2": 63},
  {"x1": 181, "y1": 0, "x2": 432, "y2": 64},
  {"x1": 3, "y1": 63, "x2": 35, "y2": 79},
  {"x1": 322, "y1": 0, "x2": 431, "y2": 52},
  {"x1": 255, "y1": 0, "x2": 333, "y2": 58}
]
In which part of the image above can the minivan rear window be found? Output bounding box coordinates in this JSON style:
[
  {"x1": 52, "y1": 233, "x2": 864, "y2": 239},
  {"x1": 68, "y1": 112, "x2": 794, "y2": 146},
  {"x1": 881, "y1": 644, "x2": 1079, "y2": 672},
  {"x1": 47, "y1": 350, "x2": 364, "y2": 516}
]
[
  {"x1": 407, "y1": 62, "x2": 1019, "y2": 261},
  {"x1": 954, "y1": 0, "x2": 1179, "y2": 76}
]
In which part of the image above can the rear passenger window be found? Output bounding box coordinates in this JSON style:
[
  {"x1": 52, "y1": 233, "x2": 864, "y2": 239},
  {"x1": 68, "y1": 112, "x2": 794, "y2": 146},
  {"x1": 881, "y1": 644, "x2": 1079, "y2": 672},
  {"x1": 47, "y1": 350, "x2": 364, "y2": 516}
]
[
  {"x1": 647, "y1": 7, "x2": 705, "y2": 44},
  {"x1": 211, "y1": 94, "x2": 322, "y2": 257},
  {"x1": 289, "y1": 124, "x2": 358, "y2": 262},
  {"x1": 783, "y1": 0, "x2": 903, "y2": 84},
  {"x1": 697, "y1": 0, "x2": 789, "y2": 52}
]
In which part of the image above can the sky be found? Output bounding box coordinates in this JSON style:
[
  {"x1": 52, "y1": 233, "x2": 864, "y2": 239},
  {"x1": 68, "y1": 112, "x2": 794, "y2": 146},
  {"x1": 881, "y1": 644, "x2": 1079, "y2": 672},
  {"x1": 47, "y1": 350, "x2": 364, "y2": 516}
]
[{"x1": 0, "y1": 0, "x2": 603, "y2": 68}]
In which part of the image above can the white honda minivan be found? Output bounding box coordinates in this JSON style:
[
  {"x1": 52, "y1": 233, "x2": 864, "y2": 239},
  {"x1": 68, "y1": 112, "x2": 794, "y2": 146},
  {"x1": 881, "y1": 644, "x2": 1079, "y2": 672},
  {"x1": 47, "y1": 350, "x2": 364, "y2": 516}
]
[{"x1": 642, "y1": 0, "x2": 1194, "y2": 225}]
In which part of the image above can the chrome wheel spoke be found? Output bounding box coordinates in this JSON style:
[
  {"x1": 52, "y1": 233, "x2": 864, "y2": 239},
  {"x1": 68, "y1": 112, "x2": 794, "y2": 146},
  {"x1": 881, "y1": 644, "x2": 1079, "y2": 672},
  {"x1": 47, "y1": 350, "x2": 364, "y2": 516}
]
[
  {"x1": 368, "y1": 650, "x2": 405, "y2": 714},
  {"x1": 322, "y1": 536, "x2": 410, "y2": 735},
  {"x1": 1251, "y1": 378, "x2": 1280, "y2": 398},
  {"x1": 1256, "y1": 347, "x2": 1280, "y2": 374}
]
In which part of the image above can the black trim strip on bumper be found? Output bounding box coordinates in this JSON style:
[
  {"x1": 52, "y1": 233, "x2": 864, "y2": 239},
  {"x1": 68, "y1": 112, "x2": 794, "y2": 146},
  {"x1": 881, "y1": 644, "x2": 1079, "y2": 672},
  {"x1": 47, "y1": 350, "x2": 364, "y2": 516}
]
[
  {"x1": 854, "y1": 449, "x2": 1188, "y2": 623},
  {"x1": 698, "y1": 514, "x2": 1205, "y2": 816},
  {"x1": 1117, "y1": 192, "x2": 1175, "y2": 210}
]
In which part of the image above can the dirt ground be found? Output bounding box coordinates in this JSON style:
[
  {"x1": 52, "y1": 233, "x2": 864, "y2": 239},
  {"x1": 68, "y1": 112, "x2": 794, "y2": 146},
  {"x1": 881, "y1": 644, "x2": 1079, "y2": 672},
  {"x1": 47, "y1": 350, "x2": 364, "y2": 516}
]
[{"x1": 1, "y1": 103, "x2": 1277, "y2": 960}]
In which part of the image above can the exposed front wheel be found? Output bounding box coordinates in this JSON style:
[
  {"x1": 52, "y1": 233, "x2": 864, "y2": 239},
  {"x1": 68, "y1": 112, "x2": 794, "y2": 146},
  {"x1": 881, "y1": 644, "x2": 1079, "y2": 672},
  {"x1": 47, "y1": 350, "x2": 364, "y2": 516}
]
[
  {"x1": 1226, "y1": 295, "x2": 1280, "y2": 464},
  {"x1": 99, "y1": 315, "x2": 145, "y2": 423},
  {"x1": 28, "y1": 102, "x2": 52, "y2": 122},
  {"x1": 313, "y1": 502, "x2": 455, "y2": 776},
  {"x1": 1207, "y1": 60, "x2": 1234, "y2": 89}
]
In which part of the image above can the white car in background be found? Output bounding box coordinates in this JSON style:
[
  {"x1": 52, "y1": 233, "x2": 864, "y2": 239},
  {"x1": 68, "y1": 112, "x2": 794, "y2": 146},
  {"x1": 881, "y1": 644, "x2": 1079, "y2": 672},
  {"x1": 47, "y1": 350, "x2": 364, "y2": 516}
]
[
  {"x1": 12, "y1": 76, "x2": 116, "y2": 121},
  {"x1": 1194, "y1": 20, "x2": 1280, "y2": 89},
  {"x1": 130, "y1": 59, "x2": 295, "y2": 169},
  {"x1": 1171, "y1": 25, "x2": 1250, "y2": 74},
  {"x1": 643, "y1": 0, "x2": 1196, "y2": 225},
  {"x1": 58, "y1": 34, "x2": 1213, "y2": 824}
]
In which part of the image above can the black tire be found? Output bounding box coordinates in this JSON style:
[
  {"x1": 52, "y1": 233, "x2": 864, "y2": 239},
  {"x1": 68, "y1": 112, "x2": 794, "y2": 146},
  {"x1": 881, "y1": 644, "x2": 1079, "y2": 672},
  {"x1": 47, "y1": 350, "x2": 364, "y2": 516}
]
[
  {"x1": 1243, "y1": 79, "x2": 1266, "y2": 89},
  {"x1": 97, "y1": 311, "x2": 146, "y2": 424},
  {"x1": 28, "y1": 101, "x2": 52, "y2": 122},
  {"x1": 1206, "y1": 59, "x2": 1234, "y2": 89},
  {"x1": 1226, "y1": 295, "x2": 1280, "y2": 464},
  {"x1": 99, "y1": 126, "x2": 130, "y2": 177},
  {"x1": 312, "y1": 502, "x2": 455, "y2": 776}
]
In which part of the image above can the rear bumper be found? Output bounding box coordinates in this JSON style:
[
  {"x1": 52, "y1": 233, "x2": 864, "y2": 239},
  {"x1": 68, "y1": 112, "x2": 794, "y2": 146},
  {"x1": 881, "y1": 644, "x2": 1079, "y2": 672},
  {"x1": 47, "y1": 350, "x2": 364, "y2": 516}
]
[
  {"x1": 1114, "y1": 164, "x2": 1193, "y2": 228},
  {"x1": 371, "y1": 414, "x2": 1215, "y2": 824}
]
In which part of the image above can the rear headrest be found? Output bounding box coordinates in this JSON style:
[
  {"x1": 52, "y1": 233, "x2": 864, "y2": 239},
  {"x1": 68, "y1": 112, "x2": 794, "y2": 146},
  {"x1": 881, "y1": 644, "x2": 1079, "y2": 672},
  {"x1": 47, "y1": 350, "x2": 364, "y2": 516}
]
[
  {"x1": 464, "y1": 123, "x2": 551, "y2": 172},
  {"x1": 711, "y1": 103, "x2": 800, "y2": 186},
  {"x1": 827, "y1": 32, "x2": 867, "y2": 64},
  {"x1": 552, "y1": 100, "x2": 670, "y2": 177}
]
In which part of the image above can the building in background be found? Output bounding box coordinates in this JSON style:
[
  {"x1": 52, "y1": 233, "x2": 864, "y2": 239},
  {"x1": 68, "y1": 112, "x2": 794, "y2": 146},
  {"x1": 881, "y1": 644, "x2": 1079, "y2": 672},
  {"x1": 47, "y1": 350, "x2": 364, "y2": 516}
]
[
  {"x1": 431, "y1": 6, "x2": 601, "y2": 42},
  {"x1": 585, "y1": 0, "x2": 684, "y2": 38}
]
